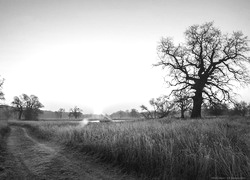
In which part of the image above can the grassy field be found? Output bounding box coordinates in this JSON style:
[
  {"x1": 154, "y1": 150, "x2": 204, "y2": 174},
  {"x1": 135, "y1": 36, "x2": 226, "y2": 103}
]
[
  {"x1": 0, "y1": 120, "x2": 9, "y2": 138},
  {"x1": 9, "y1": 117, "x2": 250, "y2": 179},
  {"x1": 0, "y1": 120, "x2": 10, "y2": 151},
  {"x1": 0, "y1": 120, "x2": 10, "y2": 175}
]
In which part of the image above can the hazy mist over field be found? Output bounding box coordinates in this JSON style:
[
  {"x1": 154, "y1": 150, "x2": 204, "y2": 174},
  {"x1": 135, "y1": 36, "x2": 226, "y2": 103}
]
[{"x1": 0, "y1": 0, "x2": 250, "y2": 114}]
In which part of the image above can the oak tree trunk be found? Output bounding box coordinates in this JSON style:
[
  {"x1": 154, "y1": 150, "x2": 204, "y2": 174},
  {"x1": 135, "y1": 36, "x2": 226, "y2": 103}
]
[
  {"x1": 18, "y1": 110, "x2": 23, "y2": 120},
  {"x1": 181, "y1": 103, "x2": 185, "y2": 119},
  {"x1": 191, "y1": 90, "x2": 203, "y2": 118}
]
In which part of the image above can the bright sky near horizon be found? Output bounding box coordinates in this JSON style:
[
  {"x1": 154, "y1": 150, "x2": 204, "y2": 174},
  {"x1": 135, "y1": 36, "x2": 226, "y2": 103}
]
[{"x1": 0, "y1": 0, "x2": 250, "y2": 114}]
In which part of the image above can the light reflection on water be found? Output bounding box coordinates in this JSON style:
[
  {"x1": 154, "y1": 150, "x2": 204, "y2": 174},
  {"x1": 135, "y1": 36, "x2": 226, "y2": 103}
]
[
  {"x1": 79, "y1": 118, "x2": 89, "y2": 127},
  {"x1": 79, "y1": 119, "x2": 129, "y2": 126}
]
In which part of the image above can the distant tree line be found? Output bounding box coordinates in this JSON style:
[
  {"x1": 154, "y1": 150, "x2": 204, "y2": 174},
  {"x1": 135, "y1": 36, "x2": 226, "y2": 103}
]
[
  {"x1": 0, "y1": 75, "x2": 45, "y2": 120},
  {"x1": 203, "y1": 101, "x2": 250, "y2": 117},
  {"x1": 110, "y1": 109, "x2": 141, "y2": 119},
  {"x1": 1, "y1": 74, "x2": 85, "y2": 121},
  {"x1": 141, "y1": 96, "x2": 250, "y2": 119},
  {"x1": 54, "y1": 108, "x2": 141, "y2": 120},
  {"x1": 54, "y1": 106, "x2": 83, "y2": 119},
  {"x1": 68, "y1": 106, "x2": 83, "y2": 119},
  {"x1": 55, "y1": 108, "x2": 65, "y2": 118}
]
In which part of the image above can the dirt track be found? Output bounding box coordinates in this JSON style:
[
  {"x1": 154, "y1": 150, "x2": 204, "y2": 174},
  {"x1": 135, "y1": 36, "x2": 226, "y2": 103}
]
[{"x1": 4, "y1": 126, "x2": 138, "y2": 180}]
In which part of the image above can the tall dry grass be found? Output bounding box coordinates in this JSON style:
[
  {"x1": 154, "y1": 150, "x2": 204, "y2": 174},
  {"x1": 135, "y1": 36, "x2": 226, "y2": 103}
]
[
  {"x1": 0, "y1": 120, "x2": 10, "y2": 146},
  {"x1": 11, "y1": 118, "x2": 250, "y2": 179},
  {"x1": 0, "y1": 119, "x2": 10, "y2": 176}
]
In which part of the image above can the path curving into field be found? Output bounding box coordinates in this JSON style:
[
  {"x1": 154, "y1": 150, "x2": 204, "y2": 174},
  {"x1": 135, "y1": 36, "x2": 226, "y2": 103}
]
[{"x1": 6, "y1": 126, "x2": 138, "y2": 180}]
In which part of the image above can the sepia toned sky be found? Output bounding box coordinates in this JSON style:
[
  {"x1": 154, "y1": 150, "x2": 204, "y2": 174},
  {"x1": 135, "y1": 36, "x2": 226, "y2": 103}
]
[{"x1": 0, "y1": 0, "x2": 250, "y2": 114}]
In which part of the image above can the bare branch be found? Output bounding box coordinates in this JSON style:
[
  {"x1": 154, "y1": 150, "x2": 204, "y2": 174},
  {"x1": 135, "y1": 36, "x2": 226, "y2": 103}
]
[{"x1": 155, "y1": 22, "x2": 250, "y2": 118}]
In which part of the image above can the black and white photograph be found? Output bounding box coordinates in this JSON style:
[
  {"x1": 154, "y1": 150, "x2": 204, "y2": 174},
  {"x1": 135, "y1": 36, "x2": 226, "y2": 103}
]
[{"x1": 0, "y1": 0, "x2": 250, "y2": 179}]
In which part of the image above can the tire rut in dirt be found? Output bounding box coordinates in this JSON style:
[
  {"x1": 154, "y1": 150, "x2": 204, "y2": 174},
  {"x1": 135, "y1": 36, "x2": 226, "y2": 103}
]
[{"x1": 7, "y1": 126, "x2": 93, "y2": 179}]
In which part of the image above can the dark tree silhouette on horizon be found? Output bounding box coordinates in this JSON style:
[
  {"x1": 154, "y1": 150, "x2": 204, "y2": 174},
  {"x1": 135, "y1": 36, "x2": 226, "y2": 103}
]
[
  {"x1": 156, "y1": 22, "x2": 250, "y2": 118},
  {"x1": 172, "y1": 89, "x2": 192, "y2": 119},
  {"x1": 12, "y1": 94, "x2": 44, "y2": 120},
  {"x1": 12, "y1": 96, "x2": 24, "y2": 119},
  {"x1": 55, "y1": 108, "x2": 65, "y2": 118},
  {"x1": 232, "y1": 101, "x2": 250, "y2": 116},
  {"x1": 0, "y1": 77, "x2": 5, "y2": 102},
  {"x1": 23, "y1": 95, "x2": 44, "y2": 120},
  {"x1": 141, "y1": 95, "x2": 174, "y2": 119},
  {"x1": 69, "y1": 106, "x2": 83, "y2": 119}
]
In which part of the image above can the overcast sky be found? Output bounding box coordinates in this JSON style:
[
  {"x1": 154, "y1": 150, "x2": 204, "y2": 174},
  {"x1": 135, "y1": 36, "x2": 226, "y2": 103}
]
[{"x1": 0, "y1": 0, "x2": 250, "y2": 114}]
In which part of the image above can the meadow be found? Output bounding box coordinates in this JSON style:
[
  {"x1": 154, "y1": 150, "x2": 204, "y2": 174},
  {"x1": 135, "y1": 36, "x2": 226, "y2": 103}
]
[
  {"x1": 9, "y1": 117, "x2": 250, "y2": 179},
  {"x1": 0, "y1": 120, "x2": 10, "y2": 176},
  {"x1": 0, "y1": 120, "x2": 10, "y2": 151}
]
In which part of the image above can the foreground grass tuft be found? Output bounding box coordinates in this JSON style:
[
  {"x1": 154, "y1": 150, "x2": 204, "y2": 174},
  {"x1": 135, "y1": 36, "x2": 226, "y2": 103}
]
[{"x1": 11, "y1": 118, "x2": 250, "y2": 179}]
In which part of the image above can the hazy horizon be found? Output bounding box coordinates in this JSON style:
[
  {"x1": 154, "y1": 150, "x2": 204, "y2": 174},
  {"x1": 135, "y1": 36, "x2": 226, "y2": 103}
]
[{"x1": 1, "y1": 0, "x2": 250, "y2": 114}]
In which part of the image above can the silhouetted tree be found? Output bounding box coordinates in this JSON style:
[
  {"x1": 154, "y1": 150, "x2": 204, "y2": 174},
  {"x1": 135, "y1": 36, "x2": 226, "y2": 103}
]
[
  {"x1": 23, "y1": 95, "x2": 44, "y2": 120},
  {"x1": 232, "y1": 101, "x2": 249, "y2": 116},
  {"x1": 140, "y1": 105, "x2": 153, "y2": 119},
  {"x1": 156, "y1": 22, "x2": 250, "y2": 118},
  {"x1": 55, "y1": 108, "x2": 65, "y2": 118},
  {"x1": 12, "y1": 94, "x2": 44, "y2": 120},
  {"x1": 130, "y1": 109, "x2": 140, "y2": 118},
  {"x1": 12, "y1": 95, "x2": 25, "y2": 120},
  {"x1": 118, "y1": 111, "x2": 123, "y2": 119},
  {"x1": 141, "y1": 95, "x2": 174, "y2": 119},
  {"x1": 0, "y1": 77, "x2": 5, "y2": 103},
  {"x1": 110, "y1": 110, "x2": 132, "y2": 119},
  {"x1": 172, "y1": 89, "x2": 192, "y2": 118},
  {"x1": 208, "y1": 102, "x2": 229, "y2": 116},
  {"x1": 69, "y1": 106, "x2": 82, "y2": 119}
]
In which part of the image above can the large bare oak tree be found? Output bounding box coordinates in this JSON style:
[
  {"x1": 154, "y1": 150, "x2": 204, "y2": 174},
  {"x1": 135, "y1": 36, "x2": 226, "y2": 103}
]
[{"x1": 155, "y1": 22, "x2": 250, "y2": 118}]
